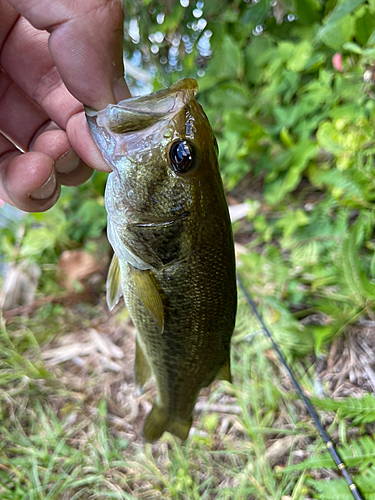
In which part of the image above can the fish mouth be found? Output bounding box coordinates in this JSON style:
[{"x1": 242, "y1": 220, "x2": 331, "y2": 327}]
[
  {"x1": 131, "y1": 212, "x2": 189, "y2": 228},
  {"x1": 85, "y1": 78, "x2": 198, "y2": 135},
  {"x1": 85, "y1": 78, "x2": 199, "y2": 169}
]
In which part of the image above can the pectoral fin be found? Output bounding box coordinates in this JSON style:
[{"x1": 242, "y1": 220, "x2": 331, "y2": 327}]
[
  {"x1": 134, "y1": 336, "x2": 152, "y2": 390},
  {"x1": 128, "y1": 264, "x2": 164, "y2": 333},
  {"x1": 106, "y1": 254, "x2": 123, "y2": 311},
  {"x1": 215, "y1": 360, "x2": 232, "y2": 383}
]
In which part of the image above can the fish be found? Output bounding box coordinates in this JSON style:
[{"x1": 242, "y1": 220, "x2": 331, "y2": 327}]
[{"x1": 86, "y1": 78, "x2": 237, "y2": 442}]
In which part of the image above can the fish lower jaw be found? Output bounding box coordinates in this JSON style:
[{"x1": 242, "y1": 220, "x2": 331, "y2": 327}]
[{"x1": 129, "y1": 212, "x2": 190, "y2": 226}]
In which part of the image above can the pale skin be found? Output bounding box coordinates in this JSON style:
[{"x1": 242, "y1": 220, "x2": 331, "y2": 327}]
[{"x1": 0, "y1": 0, "x2": 131, "y2": 212}]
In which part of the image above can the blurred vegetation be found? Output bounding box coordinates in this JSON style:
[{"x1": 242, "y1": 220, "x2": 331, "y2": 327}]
[
  {"x1": 121, "y1": 0, "x2": 375, "y2": 358},
  {"x1": 2, "y1": 0, "x2": 375, "y2": 498}
]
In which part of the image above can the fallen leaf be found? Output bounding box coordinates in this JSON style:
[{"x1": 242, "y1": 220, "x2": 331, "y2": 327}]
[{"x1": 58, "y1": 250, "x2": 101, "y2": 290}]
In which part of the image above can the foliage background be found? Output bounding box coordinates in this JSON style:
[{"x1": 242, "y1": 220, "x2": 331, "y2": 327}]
[{"x1": 2, "y1": 0, "x2": 375, "y2": 498}]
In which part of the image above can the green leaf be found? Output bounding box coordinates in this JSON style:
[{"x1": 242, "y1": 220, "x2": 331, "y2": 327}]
[
  {"x1": 316, "y1": 122, "x2": 343, "y2": 155},
  {"x1": 295, "y1": 0, "x2": 322, "y2": 25},
  {"x1": 70, "y1": 199, "x2": 107, "y2": 240},
  {"x1": 241, "y1": 0, "x2": 270, "y2": 26},
  {"x1": 307, "y1": 476, "x2": 369, "y2": 499},
  {"x1": 244, "y1": 36, "x2": 277, "y2": 84},
  {"x1": 290, "y1": 240, "x2": 320, "y2": 266},
  {"x1": 286, "y1": 40, "x2": 314, "y2": 72},
  {"x1": 209, "y1": 35, "x2": 244, "y2": 80},
  {"x1": 319, "y1": 14, "x2": 355, "y2": 50},
  {"x1": 312, "y1": 393, "x2": 375, "y2": 425},
  {"x1": 19, "y1": 227, "x2": 57, "y2": 258},
  {"x1": 355, "y1": 7, "x2": 375, "y2": 45},
  {"x1": 343, "y1": 41, "x2": 363, "y2": 53},
  {"x1": 224, "y1": 111, "x2": 254, "y2": 136},
  {"x1": 276, "y1": 209, "x2": 309, "y2": 238},
  {"x1": 320, "y1": 0, "x2": 365, "y2": 29},
  {"x1": 287, "y1": 435, "x2": 375, "y2": 471},
  {"x1": 340, "y1": 228, "x2": 375, "y2": 305}
]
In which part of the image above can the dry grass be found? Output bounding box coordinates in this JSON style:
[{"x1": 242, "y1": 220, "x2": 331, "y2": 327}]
[{"x1": 2, "y1": 289, "x2": 375, "y2": 499}]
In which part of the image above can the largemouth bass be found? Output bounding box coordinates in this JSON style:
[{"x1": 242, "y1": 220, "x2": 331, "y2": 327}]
[{"x1": 86, "y1": 79, "x2": 237, "y2": 442}]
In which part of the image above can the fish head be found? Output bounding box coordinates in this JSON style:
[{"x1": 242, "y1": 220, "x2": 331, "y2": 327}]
[{"x1": 86, "y1": 78, "x2": 222, "y2": 225}]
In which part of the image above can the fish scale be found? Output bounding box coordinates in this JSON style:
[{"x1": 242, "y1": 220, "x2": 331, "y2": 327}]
[{"x1": 86, "y1": 78, "x2": 237, "y2": 442}]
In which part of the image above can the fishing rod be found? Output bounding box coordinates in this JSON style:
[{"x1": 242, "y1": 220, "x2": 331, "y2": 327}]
[{"x1": 237, "y1": 273, "x2": 364, "y2": 500}]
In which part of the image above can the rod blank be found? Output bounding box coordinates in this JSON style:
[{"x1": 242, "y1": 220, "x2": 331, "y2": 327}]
[{"x1": 237, "y1": 273, "x2": 364, "y2": 500}]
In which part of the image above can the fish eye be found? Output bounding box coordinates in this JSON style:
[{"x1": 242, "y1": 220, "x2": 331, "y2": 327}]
[{"x1": 168, "y1": 139, "x2": 197, "y2": 174}]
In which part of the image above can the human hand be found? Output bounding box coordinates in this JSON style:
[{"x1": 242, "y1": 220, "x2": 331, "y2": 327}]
[{"x1": 0, "y1": 0, "x2": 130, "y2": 212}]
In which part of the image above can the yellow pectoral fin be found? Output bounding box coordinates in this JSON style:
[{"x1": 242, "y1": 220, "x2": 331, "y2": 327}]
[
  {"x1": 128, "y1": 264, "x2": 164, "y2": 333},
  {"x1": 216, "y1": 360, "x2": 232, "y2": 383},
  {"x1": 106, "y1": 254, "x2": 123, "y2": 311}
]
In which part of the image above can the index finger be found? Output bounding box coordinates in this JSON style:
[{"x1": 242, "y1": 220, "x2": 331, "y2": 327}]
[{"x1": 6, "y1": 0, "x2": 130, "y2": 110}]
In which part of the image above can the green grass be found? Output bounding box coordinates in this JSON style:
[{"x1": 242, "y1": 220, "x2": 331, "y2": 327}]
[{"x1": 1, "y1": 295, "x2": 374, "y2": 500}]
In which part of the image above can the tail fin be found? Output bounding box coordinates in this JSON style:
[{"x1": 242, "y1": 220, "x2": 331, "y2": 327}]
[{"x1": 142, "y1": 403, "x2": 192, "y2": 443}]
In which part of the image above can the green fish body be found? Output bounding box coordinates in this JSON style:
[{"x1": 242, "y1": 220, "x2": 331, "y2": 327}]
[{"x1": 86, "y1": 79, "x2": 237, "y2": 442}]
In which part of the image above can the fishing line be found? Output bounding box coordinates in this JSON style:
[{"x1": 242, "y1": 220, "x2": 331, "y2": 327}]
[{"x1": 237, "y1": 273, "x2": 364, "y2": 500}]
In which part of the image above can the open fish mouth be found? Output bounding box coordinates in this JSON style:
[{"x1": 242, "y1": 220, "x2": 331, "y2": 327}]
[
  {"x1": 85, "y1": 79, "x2": 198, "y2": 135},
  {"x1": 85, "y1": 79, "x2": 199, "y2": 167}
]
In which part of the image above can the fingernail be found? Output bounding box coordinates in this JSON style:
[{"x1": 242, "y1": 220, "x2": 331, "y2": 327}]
[
  {"x1": 30, "y1": 169, "x2": 57, "y2": 200},
  {"x1": 55, "y1": 148, "x2": 80, "y2": 174}
]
